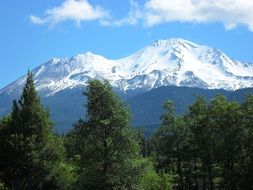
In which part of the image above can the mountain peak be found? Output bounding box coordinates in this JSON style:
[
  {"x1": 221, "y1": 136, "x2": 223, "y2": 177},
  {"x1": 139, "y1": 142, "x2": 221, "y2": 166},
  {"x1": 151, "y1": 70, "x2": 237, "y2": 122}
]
[
  {"x1": 1, "y1": 38, "x2": 253, "y2": 96},
  {"x1": 151, "y1": 38, "x2": 199, "y2": 48},
  {"x1": 73, "y1": 51, "x2": 97, "y2": 59},
  {"x1": 78, "y1": 51, "x2": 97, "y2": 57},
  {"x1": 50, "y1": 58, "x2": 61, "y2": 64}
]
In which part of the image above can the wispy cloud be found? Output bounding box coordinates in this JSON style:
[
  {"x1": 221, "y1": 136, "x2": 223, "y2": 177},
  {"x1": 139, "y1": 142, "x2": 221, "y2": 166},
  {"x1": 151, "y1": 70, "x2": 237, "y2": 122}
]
[
  {"x1": 100, "y1": 0, "x2": 142, "y2": 27},
  {"x1": 30, "y1": 0, "x2": 109, "y2": 26},
  {"x1": 30, "y1": 0, "x2": 253, "y2": 32},
  {"x1": 143, "y1": 0, "x2": 253, "y2": 31}
]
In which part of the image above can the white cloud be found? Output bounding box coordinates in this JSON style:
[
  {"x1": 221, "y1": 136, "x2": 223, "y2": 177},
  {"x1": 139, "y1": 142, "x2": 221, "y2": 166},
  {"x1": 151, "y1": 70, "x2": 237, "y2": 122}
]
[
  {"x1": 30, "y1": 15, "x2": 47, "y2": 25},
  {"x1": 30, "y1": 0, "x2": 109, "y2": 26},
  {"x1": 143, "y1": 0, "x2": 253, "y2": 31},
  {"x1": 100, "y1": 0, "x2": 142, "y2": 27},
  {"x1": 29, "y1": 0, "x2": 253, "y2": 31}
]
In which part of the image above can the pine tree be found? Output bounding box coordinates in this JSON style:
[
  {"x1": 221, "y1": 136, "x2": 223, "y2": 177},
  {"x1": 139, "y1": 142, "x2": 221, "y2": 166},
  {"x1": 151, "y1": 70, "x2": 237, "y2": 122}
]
[
  {"x1": 0, "y1": 71, "x2": 75, "y2": 190},
  {"x1": 152, "y1": 101, "x2": 177, "y2": 171},
  {"x1": 153, "y1": 101, "x2": 194, "y2": 189},
  {"x1": 239, "y1": 95, "x2": 253, "y2": 189},
  {"x1": 71, "y1": 80, "x2": 146, "y2": 190},
  {"x1": 152, "y1": 94, "x2": 253, "y2": 189},
  {"x1": 186, "y1": 96, "x2": 214, "y2": 190},
  {"x1": 209, "y1": 95, "x2": 243, "y2": 189},
  {"x1": 0, "y1": 117, "x2": 9, "y2": 190}
]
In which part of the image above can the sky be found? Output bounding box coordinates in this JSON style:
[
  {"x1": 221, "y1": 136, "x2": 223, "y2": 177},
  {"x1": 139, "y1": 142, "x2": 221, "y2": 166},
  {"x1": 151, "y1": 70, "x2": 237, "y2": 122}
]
[{"x1": 0, "y1": 0, "x2": 253, "y2": 89}]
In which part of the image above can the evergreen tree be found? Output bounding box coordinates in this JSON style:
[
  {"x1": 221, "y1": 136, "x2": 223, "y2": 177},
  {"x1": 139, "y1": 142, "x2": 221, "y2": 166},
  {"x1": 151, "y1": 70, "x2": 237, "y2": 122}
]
[
  {"x1": 0, "y1": 117, "x2": 9, "y2": 190},
  {"x1": 186, "y1": 96, "x2": 215, "y2": 190},
  {"x1": 71, "y1": 80, "x2": 146, "y2": 190},
  {"x1": 151, "y1": 95, "x2": 253, "y2": 190},
  {"x1": 153, "y1": 101, "x2": 195, "y2": 190},
  {"x1": 239, "y1": 95, "x2": 253, "y2": 189},
  {"x1": 152, "y1": 101, "x2": 177, "y2": 171},
  {"x1": 209, "y1": 95, "x2": 243, "y2": 189},
  {"x1": 0, "y1": 71, "x2": 75, "y2": 190}
]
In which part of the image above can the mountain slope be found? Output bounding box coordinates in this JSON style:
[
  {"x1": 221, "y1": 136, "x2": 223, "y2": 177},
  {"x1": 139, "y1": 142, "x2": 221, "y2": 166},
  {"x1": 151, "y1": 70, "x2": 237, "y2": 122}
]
[
  {"x1": 128, "y1": 86, "x2": 253, "y2": 127},
  {"x1": 1, "y1": 38, "x2": 253, "y2": 132},
  {"x1": 1, "y1": 38, "x2": 253, "y2": 98},
  {"x1": 2, "y1": 86, "x2": 252, "y2": 133}
]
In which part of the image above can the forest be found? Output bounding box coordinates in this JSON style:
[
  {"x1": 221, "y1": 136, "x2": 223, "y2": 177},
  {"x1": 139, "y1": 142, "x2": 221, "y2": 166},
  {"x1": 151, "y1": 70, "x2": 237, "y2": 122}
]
[{"x1": 0, "y1": 72, "x2": 253, "y2": 190}]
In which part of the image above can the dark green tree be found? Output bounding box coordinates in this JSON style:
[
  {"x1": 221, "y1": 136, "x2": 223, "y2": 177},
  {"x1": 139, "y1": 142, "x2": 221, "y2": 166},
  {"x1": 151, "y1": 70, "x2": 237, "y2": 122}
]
[
  {"x1": 0, "y1": 117, "x2": 10, "y2": 190},
  {"x1": 152, "y1": 95, "x2": 253, "y2": 190},
  {"x1": 186, "y1": 96, "x2": 215, "y2": 190},
  {"x1": 209, "y1": 95, "x2": 243, "y2": 190},
  {"x1": 153, "y1": 101, "x2": 195, "y2": 190},
  {"x1": 239, "y1": 95, "x2": 253, "y2": 189},
  {"x1": 0, "y1": 71, "x2": 75, "y2": 190},
  {"x1": 152, "y1": 101, "x2": 177, "y2": 171},
  {"x1": 70, "y1": 80, "x2": 146, "y2": 190}
]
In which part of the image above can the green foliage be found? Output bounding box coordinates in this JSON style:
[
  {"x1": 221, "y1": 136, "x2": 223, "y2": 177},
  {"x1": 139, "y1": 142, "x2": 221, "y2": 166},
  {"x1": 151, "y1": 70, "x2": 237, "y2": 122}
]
[
  {"x1": 0, "y1": 180, "x2": 7, "y2": 190},
  {"x1": 68, "y1": 80, "x2": 147, "y2": 190},
  {"x1": 153, "y1": 94, "x2": 253, "y2": 190},
  {"x1": 47, "y1": 161, "x2": 77, "y2": 190},
  {"x1": 186, "y1": 96, "x2": 215, "y2": 189},
  {"x1": 208, "y1": 95, "x2": 243, "y2": 189},
  {"x1": 1, "y1": 73, "x2": 253, "y2": 190},
  {"x1": 239, "y1": 94, "x2": 253, "y2": 189},
  {"x1": 0, "y1": 71, "x2": 75, "y2": 190},
  {"x1": 153, "y1": 101, "x2": 196, "y2": 189},
  {"x1": 140, "y1": 171, "x2": 173, "y2": 190},
  {"x1": 139, "y1": 160, "x2": 173, "y2": 190}
]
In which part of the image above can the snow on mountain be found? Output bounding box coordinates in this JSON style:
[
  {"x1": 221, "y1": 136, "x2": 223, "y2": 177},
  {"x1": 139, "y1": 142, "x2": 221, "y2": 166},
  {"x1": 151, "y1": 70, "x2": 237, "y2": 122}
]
[{"x1": 1, "y1": 38, "x2": 253, "y2": 96}]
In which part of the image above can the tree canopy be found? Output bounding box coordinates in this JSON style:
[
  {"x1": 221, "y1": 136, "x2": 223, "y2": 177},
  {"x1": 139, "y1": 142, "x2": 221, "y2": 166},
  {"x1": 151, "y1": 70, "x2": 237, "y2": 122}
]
[
  {"x1": 0, "y1": 71, "x2": 75, "y2": 190},
  {"x1": 1, "y1": 74, "x2": 253, "y2": 190}
]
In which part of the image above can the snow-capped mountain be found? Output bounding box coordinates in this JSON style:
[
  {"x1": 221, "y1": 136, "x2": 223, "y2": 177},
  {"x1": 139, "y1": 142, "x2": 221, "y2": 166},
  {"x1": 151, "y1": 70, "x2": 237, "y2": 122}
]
[{"x1": 1, "y1": 38, "x2": 253, "y2": 96}]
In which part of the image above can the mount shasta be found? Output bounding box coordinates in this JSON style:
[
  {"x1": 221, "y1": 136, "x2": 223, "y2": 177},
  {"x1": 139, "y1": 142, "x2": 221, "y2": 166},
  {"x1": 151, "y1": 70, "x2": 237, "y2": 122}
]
[{"x1": 1, "y1": 38, "x2": 253, "y2": 132}]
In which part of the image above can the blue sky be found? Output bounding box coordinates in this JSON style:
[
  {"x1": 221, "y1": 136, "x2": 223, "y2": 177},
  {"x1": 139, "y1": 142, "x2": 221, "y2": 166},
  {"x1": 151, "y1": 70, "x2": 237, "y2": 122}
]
[{"x1": 0, "y1": 0, "x2": 253, "y2": 89}]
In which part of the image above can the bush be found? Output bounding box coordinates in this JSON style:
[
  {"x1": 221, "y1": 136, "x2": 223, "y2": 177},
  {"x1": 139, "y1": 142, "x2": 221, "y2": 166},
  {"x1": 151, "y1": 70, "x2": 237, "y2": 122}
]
[{"x1": 0, "y1": 181, "x2": 7, "y2": 190}]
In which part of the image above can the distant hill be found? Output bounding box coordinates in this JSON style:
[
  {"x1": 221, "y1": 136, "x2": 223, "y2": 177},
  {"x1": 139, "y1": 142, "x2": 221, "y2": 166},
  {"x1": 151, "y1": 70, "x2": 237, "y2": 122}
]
[{"x1": 2, "y1": 86, "x2": 252, "y2": 134}]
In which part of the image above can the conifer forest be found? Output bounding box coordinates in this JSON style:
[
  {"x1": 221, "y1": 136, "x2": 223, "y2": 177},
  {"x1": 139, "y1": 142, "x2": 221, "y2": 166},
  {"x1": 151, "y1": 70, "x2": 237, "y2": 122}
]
[{"x1": 1, "y1": 72, "x2": 253, "y2": 190}]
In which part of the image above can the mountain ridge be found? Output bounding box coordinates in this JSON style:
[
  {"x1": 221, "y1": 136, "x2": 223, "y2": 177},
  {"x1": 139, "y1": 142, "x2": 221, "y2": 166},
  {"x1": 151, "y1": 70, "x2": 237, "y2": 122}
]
[{"x1": 1, "y1": 38, "x2": 253, "y2": 97}]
